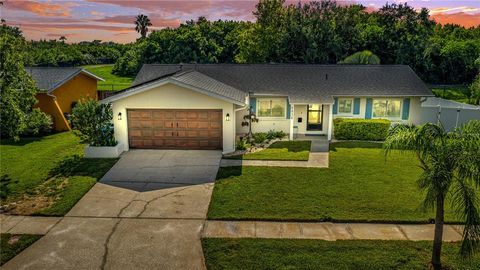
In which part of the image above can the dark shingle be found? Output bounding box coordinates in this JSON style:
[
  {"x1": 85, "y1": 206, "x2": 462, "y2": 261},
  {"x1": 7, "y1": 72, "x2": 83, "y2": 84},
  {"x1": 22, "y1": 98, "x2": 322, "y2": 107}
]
[
  {"x1": 133, "y1": 64, "x2": 433, "y2": 103},
  {"x1": 25, "y1": 67, "x2": 83, "y2": 92}
]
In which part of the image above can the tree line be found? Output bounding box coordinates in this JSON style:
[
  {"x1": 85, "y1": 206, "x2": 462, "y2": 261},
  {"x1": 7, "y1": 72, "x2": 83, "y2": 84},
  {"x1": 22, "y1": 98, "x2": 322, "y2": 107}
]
[{"x1": 21, "y1": 0, "x2": 480, "y2": 85}]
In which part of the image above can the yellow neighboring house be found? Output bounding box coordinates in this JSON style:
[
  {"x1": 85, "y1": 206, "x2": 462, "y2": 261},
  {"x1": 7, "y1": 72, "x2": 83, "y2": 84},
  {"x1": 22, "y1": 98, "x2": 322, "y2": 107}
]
[{"x1": 26, "y1": 67, "x2": 104, "y2": 131}]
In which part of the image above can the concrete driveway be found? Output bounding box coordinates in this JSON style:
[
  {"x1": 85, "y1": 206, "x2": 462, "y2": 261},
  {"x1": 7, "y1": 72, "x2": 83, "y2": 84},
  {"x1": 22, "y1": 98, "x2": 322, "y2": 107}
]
[
  {"x1": 3, "y1": 150, "x2": 221, "y2": 270},
  {"x1": 101, "y1": 150, "x2": 222, "y2": 191}
]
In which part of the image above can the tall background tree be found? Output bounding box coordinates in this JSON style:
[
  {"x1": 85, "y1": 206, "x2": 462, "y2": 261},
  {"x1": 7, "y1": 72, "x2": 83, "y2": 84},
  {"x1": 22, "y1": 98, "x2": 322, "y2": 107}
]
[
  {"x1": 0, "y1": 25, "x2": 38, "y2": 139},
  {"x1": 338, "y1": 50, "x2": 380, "y2": 64},
  {"x1": 384, "y1": 122, "x2": 480, "y2": 269},
  {"x1": 135, "y1": 14, "x2": 152, "y2": 39}
]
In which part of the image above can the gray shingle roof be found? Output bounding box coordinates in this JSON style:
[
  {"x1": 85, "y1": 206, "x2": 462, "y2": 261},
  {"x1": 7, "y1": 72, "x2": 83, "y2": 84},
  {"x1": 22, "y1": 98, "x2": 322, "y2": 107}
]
[
  {"x1": 171, "y1": 70, "x2": 247, "y2": 104},
  {"x1": 133, "y1": 64, "x2": 433, "y2": 103},
  {"x1": 101, "y1": 69, "x2": 247, "y2": 105},
  {"x1": 25, "y1": 67, "x2": 103, "y2": 92}
]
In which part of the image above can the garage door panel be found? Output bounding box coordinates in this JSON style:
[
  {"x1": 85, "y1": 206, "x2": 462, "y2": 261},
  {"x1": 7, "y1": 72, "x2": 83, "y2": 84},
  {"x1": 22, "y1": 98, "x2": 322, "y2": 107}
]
[
  {"x1": 128, "y1": 109, "x2": 222, "y2": 150},
  {"x1": 164, "y1": 121, "x2": 175, "y2": 129},
  {"x1": 175, "y1": 111, "x2": 188, "y2": 119},
  {"x1": 152, "y1": 120, "x2": 164, "y2": 128},
  {"x1": 210, "y1": 122, "x2": 221, "y2": 129}
]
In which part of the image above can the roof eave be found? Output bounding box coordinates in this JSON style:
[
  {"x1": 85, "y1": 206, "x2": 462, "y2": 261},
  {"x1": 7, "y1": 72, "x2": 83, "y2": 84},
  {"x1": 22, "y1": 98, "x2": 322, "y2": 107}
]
[{"x1": 101, "y1": 77, "x2": 246, "y2": 106}]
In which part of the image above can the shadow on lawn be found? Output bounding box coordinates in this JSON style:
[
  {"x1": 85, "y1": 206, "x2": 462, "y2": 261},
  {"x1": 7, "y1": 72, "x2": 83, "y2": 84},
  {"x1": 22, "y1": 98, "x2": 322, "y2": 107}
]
[
  {"x1": 268, "y1": 141, "x2": 311, "y2": 152},
  {"x1": 216, "y1": 166, "x2": 243, "y2": 179},
  {"x1": 0, "y1": 137, "x2": 44, "y2": 147},
  {"x1": 329, "y1": 141, "x2": 383, "y2": 151},
  {"x1": 49, "y1": 155, "x2": 119, "y2": 179}
]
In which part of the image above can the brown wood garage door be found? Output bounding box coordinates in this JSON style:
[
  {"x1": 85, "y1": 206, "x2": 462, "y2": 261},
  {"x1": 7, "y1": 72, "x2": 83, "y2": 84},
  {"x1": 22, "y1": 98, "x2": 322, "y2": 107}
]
[{"x1": 127, "y1": 109, "x2": 222, "y2": 150}]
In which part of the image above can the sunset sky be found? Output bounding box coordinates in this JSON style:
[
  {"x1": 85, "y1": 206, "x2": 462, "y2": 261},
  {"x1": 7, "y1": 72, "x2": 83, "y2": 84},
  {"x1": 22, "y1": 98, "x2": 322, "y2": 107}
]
[{"x1": 3, "y1": 0, "x2": 480, "y2": 43}]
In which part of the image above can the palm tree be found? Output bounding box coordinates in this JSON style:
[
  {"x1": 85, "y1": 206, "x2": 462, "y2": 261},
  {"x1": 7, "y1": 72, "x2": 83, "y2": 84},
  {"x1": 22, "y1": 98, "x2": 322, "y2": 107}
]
[
  {"x1": 338, "y1": 50, "x2": 380, "y2": 64},
  {"x1": 384, "y1": 121, "x2": 480, "y2": 270},
  {"x1": 134, "y1": 14, "x2": 152, "y2": 38}
]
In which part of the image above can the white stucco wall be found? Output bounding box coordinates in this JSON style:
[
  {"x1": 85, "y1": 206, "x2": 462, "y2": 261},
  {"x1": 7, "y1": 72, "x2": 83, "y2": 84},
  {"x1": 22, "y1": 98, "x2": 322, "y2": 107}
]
[
  {"x1": 235, "y1": 109, "x2": 290, "y2": 134},
  {"x1": 331, "y1": 97, "x2": 422, "y2": 125},
  {"x1": 111, "y1": 83, "x2": 236, "y2": 153}
]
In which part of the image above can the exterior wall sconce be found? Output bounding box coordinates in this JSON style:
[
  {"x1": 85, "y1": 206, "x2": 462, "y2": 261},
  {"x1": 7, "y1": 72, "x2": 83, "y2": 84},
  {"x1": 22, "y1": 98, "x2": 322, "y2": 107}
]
[
  {"x1": 225, "y1": 113, "x2": 230, "y2": 121},
  {"x1": 117, "y1": 112, "x2": 122, "y2": 120}
]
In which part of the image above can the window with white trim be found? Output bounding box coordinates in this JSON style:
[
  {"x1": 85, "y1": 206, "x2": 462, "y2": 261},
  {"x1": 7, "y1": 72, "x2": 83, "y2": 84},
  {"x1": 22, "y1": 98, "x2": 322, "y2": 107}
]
[
  {"x1": 257, "y1": 98, "x2": 286, "y2": 118},
  {"x1": 338, "y1": 98, "x2": 353, "y2": 114},
  {"x1": 373, "y1": 98, "x2": 402, "y2": 118}
]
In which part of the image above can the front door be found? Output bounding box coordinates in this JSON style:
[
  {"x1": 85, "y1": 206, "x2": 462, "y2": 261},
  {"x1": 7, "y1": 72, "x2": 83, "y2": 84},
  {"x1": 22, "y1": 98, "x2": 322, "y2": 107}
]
[{"x1": 307, "y1": 104, "x2": 323, "y2": 131}]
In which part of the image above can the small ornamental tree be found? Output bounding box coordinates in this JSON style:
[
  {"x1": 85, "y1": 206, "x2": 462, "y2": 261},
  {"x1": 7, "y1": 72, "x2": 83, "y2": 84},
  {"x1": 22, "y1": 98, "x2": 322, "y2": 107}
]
[
  {"x1": 71, "y1": 99, "x2": 117, "y2": 147},
  {"x1": 241, "y1": 106, "x2": 259, "y2": 140}
]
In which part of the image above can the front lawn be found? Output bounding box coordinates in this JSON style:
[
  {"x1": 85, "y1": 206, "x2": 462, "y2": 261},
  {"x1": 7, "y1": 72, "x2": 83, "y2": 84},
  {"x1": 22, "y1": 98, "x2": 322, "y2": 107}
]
[
  {"x1": 83, "y1": 64, "x2": 133, "y2": 91},
  {"x1": 227, "y1": 141, "x2": 311, "y2": 161},
  {"x1": 1, "y1": 234, "x2": 42, "y2": 266},
  {"x1": 208, "y1": 141, "x2": 457, "y2": 222},
  {"x1": 202, "y1": 238, "x2": 480, "y2": 270},
  {"x1": 0, "y1": 132, "x2": 117, "y2": 216}
]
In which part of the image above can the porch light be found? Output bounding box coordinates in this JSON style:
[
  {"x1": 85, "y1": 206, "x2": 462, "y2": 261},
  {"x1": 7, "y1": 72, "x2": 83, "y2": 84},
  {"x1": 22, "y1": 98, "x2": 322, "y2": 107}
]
[
  {"x1": 225, "y1": 113, "x2": 230, "y2": 121},
  {"x1": 117, "y1": 112, "x2": 122, "y2": 120}
]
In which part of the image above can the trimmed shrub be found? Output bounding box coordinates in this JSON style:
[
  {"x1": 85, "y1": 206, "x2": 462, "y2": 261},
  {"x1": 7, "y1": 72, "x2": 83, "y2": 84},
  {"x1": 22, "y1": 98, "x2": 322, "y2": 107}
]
[
  {"x1": 24, "y1": 109, "x2": 53, "y2": 136},
  {"x1": 333, "y1": 118, "x2": 390, "y2": 141},
  {"x1": 266, "y1": 130, "x2": 286, "y2": 140},
  {"x1": 253, "y1": 132, "x2": 268, "y2": 144}
]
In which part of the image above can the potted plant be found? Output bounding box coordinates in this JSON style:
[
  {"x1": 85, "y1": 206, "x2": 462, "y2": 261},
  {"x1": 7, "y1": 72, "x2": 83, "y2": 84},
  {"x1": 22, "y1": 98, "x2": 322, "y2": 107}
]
[{"x1": 71, "y1": 98, "x2": 123, "y2": 158}]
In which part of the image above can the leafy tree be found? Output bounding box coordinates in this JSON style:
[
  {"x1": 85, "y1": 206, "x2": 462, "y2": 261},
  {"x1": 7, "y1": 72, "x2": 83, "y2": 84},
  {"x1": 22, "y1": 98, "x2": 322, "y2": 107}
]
[
  {"x1": 0, "y1": 25, "x2": 37, "y2": 140},
  {"x1": 338, "y1": 50, "x2": 380, "y2": 64},
  {"x1": 384, "y1": 122, "x2": 480, "y2": 269},
  {"x1": 135, "y1": 14, "x2": 152, "y2": 39},
  {"x1": 470, "y1": 74, "x2": 480, "y2": 105},
  {"x1": 71, "y1": 99, "x2": 116, "y2": 146}
]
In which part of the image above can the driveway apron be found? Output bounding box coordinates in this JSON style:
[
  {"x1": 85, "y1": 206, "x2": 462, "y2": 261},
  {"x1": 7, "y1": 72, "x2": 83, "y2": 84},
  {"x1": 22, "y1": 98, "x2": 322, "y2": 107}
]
[{"x1": 2, "y1": 150, "x2": 222, "y2": 270}]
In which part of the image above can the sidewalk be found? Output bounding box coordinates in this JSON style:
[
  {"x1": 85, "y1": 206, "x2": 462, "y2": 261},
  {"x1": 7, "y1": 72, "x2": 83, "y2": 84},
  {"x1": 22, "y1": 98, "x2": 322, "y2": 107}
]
[
  {"x1": 0, "y1": 214, "x2": 61, "y2": 235},
  {"x1": 221, "y1": 140, "x2": 329, "y2": 168},
  {"x1": 203, "y1": 220, "x2": 463, "y2": 242}
]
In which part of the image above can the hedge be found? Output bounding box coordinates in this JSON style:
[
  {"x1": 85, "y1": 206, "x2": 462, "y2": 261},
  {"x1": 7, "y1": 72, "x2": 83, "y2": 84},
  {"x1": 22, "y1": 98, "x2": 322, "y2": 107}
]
[{"x1": 333, "y1": 118, "x2": 391, "y2": 141}]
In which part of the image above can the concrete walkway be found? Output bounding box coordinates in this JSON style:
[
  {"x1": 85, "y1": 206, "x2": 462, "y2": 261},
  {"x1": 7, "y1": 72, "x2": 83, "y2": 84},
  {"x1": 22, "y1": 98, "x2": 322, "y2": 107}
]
[
  {"x1": 1, "y1": 150, "x2": 222, "y2": 270},
  {"x1": 203, "y1": 220, "x2": 464, "y2": 242},
  {"x1": 0, "y1": 215, "x2": 61, "y2": 235},
  {"x1": 220, "y1": 140, "x2": 329, "y2": 168}
]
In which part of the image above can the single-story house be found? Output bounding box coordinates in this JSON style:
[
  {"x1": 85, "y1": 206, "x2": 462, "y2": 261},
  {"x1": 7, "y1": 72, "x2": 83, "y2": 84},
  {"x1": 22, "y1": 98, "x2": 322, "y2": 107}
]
[
  {"x1": 26, "y1": 67, "x2": 104, "y2": 131},
  {"x1": 101, "y1": 64, "x2": 433, "y2": 153}
]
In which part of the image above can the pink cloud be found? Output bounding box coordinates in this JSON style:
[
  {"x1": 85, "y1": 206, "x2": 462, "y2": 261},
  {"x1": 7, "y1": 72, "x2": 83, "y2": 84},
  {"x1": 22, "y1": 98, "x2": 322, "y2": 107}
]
[
  {"x1": 431, "y1": 12, "x2": 480, "y2": 28},
  {"x1": 95, "y1": 15, "x2": 181, "y2": 28},
  {"x1": 5, "y1": 0, "x2": 76, "y2": 17}
]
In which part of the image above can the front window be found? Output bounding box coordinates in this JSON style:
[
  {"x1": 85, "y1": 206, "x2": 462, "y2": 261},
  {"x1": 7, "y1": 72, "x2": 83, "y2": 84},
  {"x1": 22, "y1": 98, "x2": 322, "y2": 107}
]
[
  {"x1": 257, "y1": 98, "x2": 286, "y2": 118},
  {"x1": 338, "y1": 98, "x2": 353, "y2": 114},
  {"x1": 373, "y1": 98, "x2": 402, "y2": 118}
]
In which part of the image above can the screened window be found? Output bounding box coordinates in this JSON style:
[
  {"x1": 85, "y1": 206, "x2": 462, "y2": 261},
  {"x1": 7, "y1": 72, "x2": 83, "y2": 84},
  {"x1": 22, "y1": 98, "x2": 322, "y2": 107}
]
[
  {"x1": 257, "y1": 99, "x2": 286, "y2": 118},
  {"x1": 373, "y1": 99, "x2": 402, "y2": 118},
  {"x1": 338, "y1": 98, "x2": 353, "y2": 114}
]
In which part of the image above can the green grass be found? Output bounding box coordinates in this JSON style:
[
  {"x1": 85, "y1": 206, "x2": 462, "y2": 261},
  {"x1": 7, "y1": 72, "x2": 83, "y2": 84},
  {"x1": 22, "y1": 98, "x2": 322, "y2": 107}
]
[
  {"x1": 208, "y1": 141, "x2": 457, "y2": 223},
  {"x1": 227, "y1": 141, "x2": 311, "y2": 161},
  {"x1": 431, "y1": 86, "x2": 472, "y2": 104},
  {"x1": 83, "y1": 64, "x2": 133, "y2": 91},
  {"x1": 202, "y1": 238, "x2": 480, "y2": 270},
  {"x1": 0, "y1": 132, "x2": 118, "y2": 216},
  {"x1": 1, "y1": 234, "x2": 42, "y2": 265}
]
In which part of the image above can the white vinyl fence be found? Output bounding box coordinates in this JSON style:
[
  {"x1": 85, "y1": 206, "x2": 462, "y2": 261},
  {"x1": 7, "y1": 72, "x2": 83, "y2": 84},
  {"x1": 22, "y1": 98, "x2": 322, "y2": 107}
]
[{"x1": 420, "y1": 97, "x2": 480, "y2": 131}]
